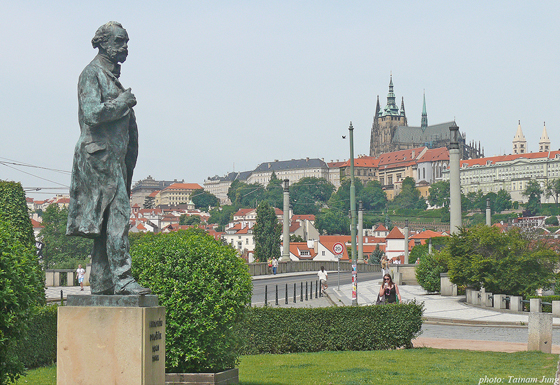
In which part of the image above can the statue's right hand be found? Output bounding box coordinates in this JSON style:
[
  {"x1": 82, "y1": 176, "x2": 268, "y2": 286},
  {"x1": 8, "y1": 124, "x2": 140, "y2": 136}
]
[{"x1": 119, "y1": 88, "x2": 137, "y2": 108}]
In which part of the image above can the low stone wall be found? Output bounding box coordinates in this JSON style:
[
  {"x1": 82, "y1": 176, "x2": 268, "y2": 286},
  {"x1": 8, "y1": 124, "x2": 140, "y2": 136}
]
[
  {"x1": 46, "y1": 264, "x2": 91, "y2": 287},
  {"x1": 248, "y1": 261, "x2": 380, "y2": 276},
  {"x1": 389, "y1": 264, "x2": 417, "y2": 285}
]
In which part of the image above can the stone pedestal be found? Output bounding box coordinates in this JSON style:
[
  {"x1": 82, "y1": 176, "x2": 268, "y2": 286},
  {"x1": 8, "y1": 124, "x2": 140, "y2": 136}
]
[
  {"x1": 552, "y1": 301, "x2": 560, "y2": 317},
  {"x1": 528, "y1": 312, "x2": 553, "y2": 353},
  {"x1": 530, "y1": 298, "x2": 542, "y2": 313},
  {"x1": 510, "y1": 296, "x2": 522, "y2": 312},
  {"x1": 471, "y1": 291, "x2": 480, "y2": 306},
  {"x1": 493, "y1": 294, "x2": 506, "y2": 310},
  {"x1": 57, "y1": 295, "x2": 165, "y2": 385},
  {"x1": 440, "y1": 273, "x2": 457, "y2": 296}
]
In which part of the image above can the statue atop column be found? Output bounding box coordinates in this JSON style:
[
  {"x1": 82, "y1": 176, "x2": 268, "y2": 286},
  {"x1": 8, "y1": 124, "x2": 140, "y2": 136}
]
[{"x1": 67, "y1": 21, "x2": 150, "y2": 295}]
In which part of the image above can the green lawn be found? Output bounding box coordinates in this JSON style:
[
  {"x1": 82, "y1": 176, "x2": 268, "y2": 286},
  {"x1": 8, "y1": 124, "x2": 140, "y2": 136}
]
[{"x1": 12, "y1": 349, "x2": 558, "y2": 385}]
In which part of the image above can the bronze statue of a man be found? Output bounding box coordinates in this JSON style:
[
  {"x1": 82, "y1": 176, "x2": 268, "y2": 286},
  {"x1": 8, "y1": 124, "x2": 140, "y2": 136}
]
[{"x1": 67, "y1": 21, "x2": 150, "y2": 295}]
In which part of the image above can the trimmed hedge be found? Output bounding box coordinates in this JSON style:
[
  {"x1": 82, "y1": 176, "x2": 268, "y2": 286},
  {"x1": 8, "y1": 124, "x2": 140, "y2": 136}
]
[
  {"x1": 237, "y1": 302, "x2": 424, "y2": 355},
  {"x1": 16, "y1": 305, "x2": 58, "y2": 369}
]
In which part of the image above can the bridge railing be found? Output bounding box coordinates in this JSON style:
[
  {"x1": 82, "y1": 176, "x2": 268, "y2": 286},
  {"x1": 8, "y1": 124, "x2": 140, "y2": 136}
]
[{"x1": 248, "y1": 261, "x2": 380, "y2": 276}]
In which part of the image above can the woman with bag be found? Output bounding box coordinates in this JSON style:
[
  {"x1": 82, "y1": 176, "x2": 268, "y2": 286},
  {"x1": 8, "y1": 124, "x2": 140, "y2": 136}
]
[{"x1": 379, "y1": 273, "x2": 401, "y2": 304}]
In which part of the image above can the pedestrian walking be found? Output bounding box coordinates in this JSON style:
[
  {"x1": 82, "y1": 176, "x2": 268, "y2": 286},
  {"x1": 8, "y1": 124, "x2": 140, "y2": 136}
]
[
  {"x1": 381, "y1": 255, "x2": 388, "y2": 276},
  {"x1": 318, "y1": 266, "x2": 328, "y2": 294},
  {"x1": 379, "y1": 273, "x2": 401, "y2": 304},
  {"x1": 272, "y1": 257, "x2": 278, "y2": 275},
  {"x1": 76, "y1": 264, "x2": 86, "y2": 291}
]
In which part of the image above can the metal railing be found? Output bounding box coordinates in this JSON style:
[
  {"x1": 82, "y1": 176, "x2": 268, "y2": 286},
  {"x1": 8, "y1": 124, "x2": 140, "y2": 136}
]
[{"x1": 256, "y1": 279, "x2": 324, "y2": 307}]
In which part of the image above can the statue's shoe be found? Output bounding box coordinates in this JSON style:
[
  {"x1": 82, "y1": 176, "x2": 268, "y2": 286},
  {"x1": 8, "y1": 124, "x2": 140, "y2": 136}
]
[
  {"x1": 91, "y1": 287, "x2": 114, "y2": 295},
  {"x1": 115, "y1": 281, "x2": 151, "y2": 295}
]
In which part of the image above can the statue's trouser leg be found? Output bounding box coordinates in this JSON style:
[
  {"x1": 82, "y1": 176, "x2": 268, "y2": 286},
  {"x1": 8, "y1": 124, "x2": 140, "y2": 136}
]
[
  {"x1": 90, "y1": 224, "x2": 113, "y2": 294},
  {"x1": 106, "y1": 179, "x2": 134, "y2": 293}
]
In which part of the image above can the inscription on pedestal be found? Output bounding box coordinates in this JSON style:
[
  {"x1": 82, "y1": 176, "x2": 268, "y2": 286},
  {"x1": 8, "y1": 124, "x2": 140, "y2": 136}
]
[{"x1": 149, "y1": 319, "x2": 163, "y2": 363}]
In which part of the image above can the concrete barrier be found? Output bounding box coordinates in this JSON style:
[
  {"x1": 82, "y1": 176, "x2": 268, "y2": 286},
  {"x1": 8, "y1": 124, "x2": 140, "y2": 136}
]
[
  {"x1": 528, "y1": 312, "x2": 553, "y2": 353},
  {"x1": 481, "y1": 292, "x2": 493, "y2": 307},
  {"x1": 440, "y1": 273, "x2": 457, "y2": 296},
  {"x1": 552, "y1": 301, "x2": 560, "y2": 317},
  {"x1": 466, "y1": 289, "x2": 473, "y2": 304},
  {"x1": 510, "y1": 296, "x2": 523, "y2": 312},
  {"x1": 493, "y1": 294, "x2": 506, "y2": 310},
  {"x1": 530, "y1": 298, "x2": 542, "y2": 313},
  {"x1": 393, "y1": 272, "x2": 402, "y2": 285},
  {"x1": 471, "y1": 291, "x2": 480, "y2": 306}
]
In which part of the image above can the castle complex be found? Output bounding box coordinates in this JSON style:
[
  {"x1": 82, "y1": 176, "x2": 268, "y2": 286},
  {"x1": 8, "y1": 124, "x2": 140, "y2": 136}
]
[{"x1": 369, "y1": 75, "x2": 483, "y2": 160}]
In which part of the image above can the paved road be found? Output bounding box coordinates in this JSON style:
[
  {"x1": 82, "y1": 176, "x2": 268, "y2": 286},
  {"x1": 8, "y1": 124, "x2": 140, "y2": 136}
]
[{"x1": 251, "y1": 271, "x2": 381, "y2": 305}]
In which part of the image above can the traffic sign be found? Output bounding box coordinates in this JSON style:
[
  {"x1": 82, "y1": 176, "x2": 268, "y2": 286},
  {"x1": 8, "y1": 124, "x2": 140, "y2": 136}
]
[{"x1": 332, "y1": 242, "x2": 344, "y2": 255}]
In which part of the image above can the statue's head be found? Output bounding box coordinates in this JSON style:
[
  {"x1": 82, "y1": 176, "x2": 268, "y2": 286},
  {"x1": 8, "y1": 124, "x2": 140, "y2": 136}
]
[{"x1": 91, "y1": 21, "x2": 129, "y2": 64}]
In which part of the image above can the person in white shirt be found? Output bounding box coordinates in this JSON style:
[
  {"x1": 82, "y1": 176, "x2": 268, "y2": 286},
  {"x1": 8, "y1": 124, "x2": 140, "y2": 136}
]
[
  {"x1": 76, "y1": 264, "x2": 86, "y2": 291},
  {"x1": 317, "y1": 266, "x2": 328, "y2": 294},
  {"x1": 272, "y1": 257, "x2": 278, "y2": 275}
]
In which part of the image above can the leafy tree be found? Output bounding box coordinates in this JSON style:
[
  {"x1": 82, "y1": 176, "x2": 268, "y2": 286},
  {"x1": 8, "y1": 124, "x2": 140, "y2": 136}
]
[
  {"x1": 545, "y1": 216, "x2": 559, "y2": 226},
  {"x1": 316, "y1": 208, "x2": 350, "y2": 235},
  {"x1": 523, "y1": 180, "x2": 543, "y2": 216},
  {"x1": 179, "y1": 215, "x2": 201, "y2": 226},
  {"x1": 0, "y1": 181, "x2": 45, "y2": 384},
  {"x1": 545, "y1": 178, "x2": 560, "y2": 209},
  {"x1": 228, "y1": 181, "x2": 265, "y2": 208},
  {"x1": 208, "y1": 205, "x2": 237, "y2": 232},
  {"x1": 290, "y1": 234, "x2": 305, "y2": 242},
  {"x1": 359, "y1": 180, "x2": 387, "y2": 212},
  {"x1": 428, "y1": 181, "x2": 450, "y2": 208},
  {"x1": 39, "y1": 204, "x2": 92, "y2": 269},
  {"x1": 416, "y1": 250, "x2": 448, "y2": 293},
  {"x1": 465, "y1": 190, "x2": 485, "y2": 212},
  {"x1": 191, "y1": 190, "x2": 219, "y2": 210},
  {"x1": 290, "y1": 177, "x2": 335, "y2": 215},
  {"x1": 131, "y1": 229, "x2": 252, "y2": 373},
  {"x1": 327, "y1": 178, "x2": 364, "y2": 213},
  {"x1": 445, "y1": 225, "x2": 557, "y2": 296},
  {"x1": 253, "y1": 201, "x2": 281, "y2": 262},
  {"x1": 494, "y1": 189, "x2": 513, "y2": 213},
  {"x1": 263, "y1": 173, "x2": 284, "y2": 209},
  {"x1": 390, "y1": 177, "x2": 427, "y2": 210},
  {"x1": 143, "y1": 195, "x2": 155, "y2": 209}
]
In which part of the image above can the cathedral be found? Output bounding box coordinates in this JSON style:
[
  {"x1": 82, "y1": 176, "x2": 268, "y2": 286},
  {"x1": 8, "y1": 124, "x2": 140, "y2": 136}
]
[{"x1": 369, "y1": 75, "x2": 483, "y2": 160}]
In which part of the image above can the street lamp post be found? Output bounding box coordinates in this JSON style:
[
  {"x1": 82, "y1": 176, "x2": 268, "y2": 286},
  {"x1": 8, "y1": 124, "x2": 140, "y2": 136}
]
[{"x1": 349, "y1": 122, "x2": 358, "y2": 306}]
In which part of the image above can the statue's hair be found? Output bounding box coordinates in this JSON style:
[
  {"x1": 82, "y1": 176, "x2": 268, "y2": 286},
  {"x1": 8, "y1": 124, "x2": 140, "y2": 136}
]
[{"x1": 91, "y1": 21, "x2": 124, "y2": 49}]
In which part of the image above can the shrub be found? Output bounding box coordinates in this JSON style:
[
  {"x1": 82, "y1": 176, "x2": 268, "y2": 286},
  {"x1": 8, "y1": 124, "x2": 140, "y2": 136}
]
[
  {"x1": 131, "y1": 229, "x2": 252, "y2": 373},
  {"x1": 446, "y1": 225, "x2": 557, "y2": 296},
  {"x1": 0, "y1": 182, "x2": 45, "y2": 384},
  {"x1": 16, "y1": 305, "x2": 58, "y2": 369},
  {"x1": 416, "y1": 250, "x2": 448, "y2": 293},
  {"x1": 545, "y1": 216, "x2": 559, "y2": 226},
  {"x1": 237, "y1": 302, "x2": 424, "y2": 355}
]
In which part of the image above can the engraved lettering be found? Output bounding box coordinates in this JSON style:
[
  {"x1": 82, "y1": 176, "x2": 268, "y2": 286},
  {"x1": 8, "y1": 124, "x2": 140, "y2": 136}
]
[
  {"x1": 152, "y1": 355, "x2": 159, "y2": 362},
  {"x1": 149, "y1": 319, "x2": 163, "y2": 328},
  {"x1": 152, "y1": 345, "x2": 159, "y2": 352},
  {"x1": 149, "y1": 331, "x2": 162, "y2": 341}
]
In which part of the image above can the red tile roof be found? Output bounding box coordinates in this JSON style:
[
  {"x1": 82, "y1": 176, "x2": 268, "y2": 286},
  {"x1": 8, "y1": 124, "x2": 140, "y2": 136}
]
[
  {"x1": 386, "y1": 227, "x2": 404, "y2": 239},
  {"x1": 378, "y1": 147, "x2": 426, "y2": 167},
  {"x1": 292, "y1": 214, "x2": 316, "y2": 222},
  {"x1": 459, "y1": 151, "x2": 560, "y2": 168},
  {"x1": 164, "y1": 183, "x2": 203, "y2": 191},
  {"x1": 417, "y1": 147, "x2": 449, "y2": 162}
]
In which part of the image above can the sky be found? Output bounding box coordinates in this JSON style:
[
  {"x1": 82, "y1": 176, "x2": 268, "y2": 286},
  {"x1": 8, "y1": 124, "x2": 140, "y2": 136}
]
[{"x1": 2, "y1": 1, "x2": 559, "y2": 200}]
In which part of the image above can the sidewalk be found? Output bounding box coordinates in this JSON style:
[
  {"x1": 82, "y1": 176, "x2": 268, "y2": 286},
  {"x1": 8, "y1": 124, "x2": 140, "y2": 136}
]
[
  {"x1": 328, "y1": 279, "x2": 560, "y2": 353},
  {"x1": 327, "y1": 280, "x2": 560, "y2": 326}
]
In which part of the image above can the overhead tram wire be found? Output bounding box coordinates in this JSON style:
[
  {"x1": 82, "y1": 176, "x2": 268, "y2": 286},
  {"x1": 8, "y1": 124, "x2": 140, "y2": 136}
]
[
  {"x1": 1, "y1": 162, "x2": 70, "y2": 188},
  {"x1": 0, "y1": 157, "x2": 71, "y2": 175}
]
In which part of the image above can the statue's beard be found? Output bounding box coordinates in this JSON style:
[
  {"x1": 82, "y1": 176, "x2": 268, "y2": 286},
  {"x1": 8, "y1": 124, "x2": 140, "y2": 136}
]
[{"x1": 107, "y1": 46, "x2": 128, "y2": 63}]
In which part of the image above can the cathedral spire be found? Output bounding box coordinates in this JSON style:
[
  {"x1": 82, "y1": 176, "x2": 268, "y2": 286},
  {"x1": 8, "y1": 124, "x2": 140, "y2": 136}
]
[
  {"x1": 539, "y1": 121, "x2": 550, "y2": 152},
  {"x1": 387, "y1": 73, "x2": 396, "y2": 109},
  {"x1": 421, "y1": 90, "x2": 428, "y2": 131}
]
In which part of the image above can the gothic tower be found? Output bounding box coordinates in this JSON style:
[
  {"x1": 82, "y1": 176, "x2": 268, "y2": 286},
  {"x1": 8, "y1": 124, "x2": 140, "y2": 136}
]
[
  {"x1": 369, "y1": 75, "x2": 407, "y2": 157},
  {"x1": 421, "y1": 91, "x2": 428, "y2": 131}
]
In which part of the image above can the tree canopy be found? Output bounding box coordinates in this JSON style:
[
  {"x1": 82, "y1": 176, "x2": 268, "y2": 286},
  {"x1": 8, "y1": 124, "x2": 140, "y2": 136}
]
[
  {"x1": 316, "y1": 208, "x2": 350, "y2": 235},
  {"x1": 290, "y1": 177, "x2": 335, "y2": 215},
  {"x1": 191, "y1": 190, "x2": 220, "y2": 210},
  {"x1": 253, "y1": 201, "x2": 281, "y2": 262},
  {"x1": 523, "y1": 180, "x2": 543, "y2": 216},
  {"x1": 428, "y1": 181, "x2": 450, "y2": 208},
  {"x1": 389, "y1": 177, "x2": 427, "y2": 210}
]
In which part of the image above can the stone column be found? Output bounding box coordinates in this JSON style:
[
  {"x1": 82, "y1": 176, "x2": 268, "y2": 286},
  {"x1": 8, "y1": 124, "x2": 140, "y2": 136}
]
[
  {"x1": 449, "y1": 123, "x2": 462, "y2": 234},
  {"x1": 280, "y1": 179, "x2": 290, "y2": 262},
  {"x1": 486, "y1": 198, "x2": 491, "y2": 226},
  {"x1": 358, "y1": 201, "x2": 364, "y2": 263},
  {"x1": 404, "y1": 219, "x2": 409, "y2": 264},
  {"x1": 528, "y1": 312, "x2": 553, "y2": 353}
]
